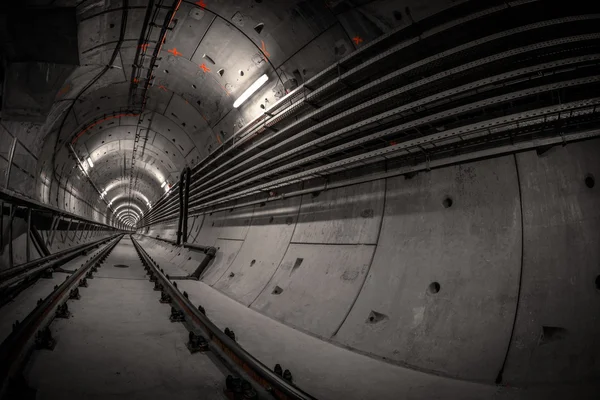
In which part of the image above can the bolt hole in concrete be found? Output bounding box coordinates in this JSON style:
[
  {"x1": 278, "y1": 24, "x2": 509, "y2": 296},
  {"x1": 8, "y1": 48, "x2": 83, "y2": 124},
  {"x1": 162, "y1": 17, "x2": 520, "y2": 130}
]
[
  {"x1": 366, "y1": 310, "x2": 388, "y2": 324},
  {"x1": 585, "y1": 174, "x2": 595, "y2": 188},
  {"x1": 428, "y1": 282, "x2": 441, "y2": 294},
  {"x1": 250, "y1": 259, "x2": 256, "y2": 266},
  {"x1": 114, "y1": 264, "x2": 129, "y2": 268},
  {"x1": 442, "y1": 196, "x2": 453, "y2": 208},
  {"x1": 539, "y1": 326, "x2": 568, "y2": 345},
  {"x1": 272, "y1": 286, "x2": 283, "y2": 295}
]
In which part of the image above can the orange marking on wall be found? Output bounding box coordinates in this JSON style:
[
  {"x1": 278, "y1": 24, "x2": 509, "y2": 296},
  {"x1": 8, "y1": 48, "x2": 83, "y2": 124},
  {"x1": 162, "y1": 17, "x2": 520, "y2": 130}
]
[
  {"x1": 216, "y1": 133, "x2": 222, "y2": 144},
  {"x1": 352, "y1": 36, "x2": 363, "y2": 46},
  {"x1": 260, "y1": 40, "x2": 270, "y2": 59},
  {"x1": 199, "y1": 63, "x2": 210, "y2": 73},
  {"x1": 195, "y1": 0, "x2": 206, "y2": 7},
  {"x1": 167, "y1": 47, "x2": 183, "y2": 57},
  {"x1": 133, "y1": 78, "x2": 139, "y2": 84},
  {"x1": 58, "y1": 83, "x2": 72, "y2": 97},
  {"x1": 71, "y1": 113, "x2": 139, "y2": 144},
  {"x1": 138, "y1": 43, "x2": 149, "y2": 51},
  {"x1": 158, "y1": 85, "x2": 169, "y2": 92}
]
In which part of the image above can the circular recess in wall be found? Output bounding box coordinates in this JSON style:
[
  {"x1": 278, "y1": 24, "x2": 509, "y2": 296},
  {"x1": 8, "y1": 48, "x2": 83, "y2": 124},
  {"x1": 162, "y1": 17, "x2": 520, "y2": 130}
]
[
  {"x1": 164, "y1": 70, "x2": 169, "y2": 74},
  {"x1": 192, "y1": 84, "x2": 197, "y2": 89},
  {"x1": 585, "y1": 174, "x2": 595, "y2": 188},
  {"x1": 442, "y1": 196, "x2": 453, "y2": 208},
  {"x1": 428, "y1": 282, "x2": 441, "y2": 294},
  {"x1": 596, "y1": 275, "x2": 600, "y2": 291}
]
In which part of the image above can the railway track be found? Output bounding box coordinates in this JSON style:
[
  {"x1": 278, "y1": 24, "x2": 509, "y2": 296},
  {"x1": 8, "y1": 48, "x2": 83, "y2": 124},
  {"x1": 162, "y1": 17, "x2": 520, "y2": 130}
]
[{"x1": 0, "y1": 235, "x2": 315, "y2": 400}]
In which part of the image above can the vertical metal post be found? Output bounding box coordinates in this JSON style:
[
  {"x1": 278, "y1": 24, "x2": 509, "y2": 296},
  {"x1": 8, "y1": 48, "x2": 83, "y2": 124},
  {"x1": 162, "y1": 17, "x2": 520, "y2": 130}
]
[
  {"x1": 5, "y1": 136, "x2": 17, "y2": 189},
  {"x1": 8, "y1": 204, "x2": 14, "y2": 269},
  {"x1": 26, "y1": 207, "x2": 31, "y2": 262},
  {"x1": 0, "y1": 201, "x2": 3, "y2": 255}
]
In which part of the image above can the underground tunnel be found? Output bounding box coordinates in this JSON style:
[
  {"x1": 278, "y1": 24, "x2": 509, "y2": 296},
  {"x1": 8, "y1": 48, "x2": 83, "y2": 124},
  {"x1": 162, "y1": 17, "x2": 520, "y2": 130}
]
[{"x1": 0, "y1": 0, "x2": 599, "y2": 399}]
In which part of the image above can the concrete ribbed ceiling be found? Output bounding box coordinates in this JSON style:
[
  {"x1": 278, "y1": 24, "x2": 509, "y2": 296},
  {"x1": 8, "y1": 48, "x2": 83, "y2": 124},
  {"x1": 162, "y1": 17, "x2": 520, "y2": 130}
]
[{"x1": 27, "y1": 0, "x2": 451, "y2": 226}]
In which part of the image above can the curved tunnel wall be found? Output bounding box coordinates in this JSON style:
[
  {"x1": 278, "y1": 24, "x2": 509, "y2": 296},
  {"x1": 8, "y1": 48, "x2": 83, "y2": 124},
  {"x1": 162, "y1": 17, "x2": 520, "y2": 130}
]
[{"x1": 141, "y1": 139, "x2": 600, "y2": 385}]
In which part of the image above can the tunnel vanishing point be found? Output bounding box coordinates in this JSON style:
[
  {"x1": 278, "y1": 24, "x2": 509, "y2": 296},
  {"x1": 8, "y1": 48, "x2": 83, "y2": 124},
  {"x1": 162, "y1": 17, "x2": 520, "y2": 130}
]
[{"x1": 0, "y1": 0, "x2": 599, "y2": 399}]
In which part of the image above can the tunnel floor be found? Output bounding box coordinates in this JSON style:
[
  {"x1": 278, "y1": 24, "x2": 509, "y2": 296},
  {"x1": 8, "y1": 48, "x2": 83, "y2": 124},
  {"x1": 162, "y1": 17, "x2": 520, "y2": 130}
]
[
  {"x1": 22, "y1": 237, "x2": 226, "y2": 400},
  {"x1": 2, "y1": 236, "x2": 599, "y2": 400}
]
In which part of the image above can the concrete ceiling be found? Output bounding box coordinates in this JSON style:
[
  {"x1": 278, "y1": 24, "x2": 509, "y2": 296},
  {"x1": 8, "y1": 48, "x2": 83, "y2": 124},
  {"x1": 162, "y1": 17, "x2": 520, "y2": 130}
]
[{"x1": 3, "y1": 0, "x2": 450, "y2": 227}]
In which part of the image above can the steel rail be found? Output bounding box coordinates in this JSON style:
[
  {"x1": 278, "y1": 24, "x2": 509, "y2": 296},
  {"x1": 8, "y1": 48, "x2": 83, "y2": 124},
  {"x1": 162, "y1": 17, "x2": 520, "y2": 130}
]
[
  {"x1": 0, "y1": 235, "x2": 123, "y2": 399},
  {"x1": 130, "y1": 236, "x2": 318, "y2": 400}
]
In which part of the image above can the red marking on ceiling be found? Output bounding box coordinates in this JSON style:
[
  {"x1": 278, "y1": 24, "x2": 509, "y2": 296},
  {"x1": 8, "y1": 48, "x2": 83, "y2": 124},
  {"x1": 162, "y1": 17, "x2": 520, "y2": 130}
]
[
  {"x1": 199, "y1": 63, "x2": 210, "y2": 73},
  {"x1": 158, "y1": 85, "x2": 169, "y2": 92},
  {"x1": 389, "y1": 140, "x2": 397, "y2": 146},
  {"x1": 72, "y1": 113, "x2": 139, "y2": 144},
  {"x1": 352, "y1": 36, "x2": 363, "y2": 45},
  {"x1": 195, "y1": 0, "x2": 206, "y2": 7},
  {"x1": 260, "y1": 40, "x2": 270, "y2": 59},
  {"x1": 133, "y1": 78, "x2": 139, "y2": 84},
  {"x1": 138, "y1": 43, "x2": 149, "y2": 51},
  {"x1": 167, "y1": 47, "x2": 183, "y2": 57},
  {"x1": 216, "y1": 133, "x2": 222, "y2": 144},
  {"x1": 58, "y1": 83, "x2": 72, "y2": 97}
]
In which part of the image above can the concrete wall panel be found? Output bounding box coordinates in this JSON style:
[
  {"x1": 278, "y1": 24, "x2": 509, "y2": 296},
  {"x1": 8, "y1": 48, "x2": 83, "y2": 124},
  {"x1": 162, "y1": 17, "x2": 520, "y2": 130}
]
[
  {"x1": 213, "y1": 197, "x2": 301, "y2": 306},
  {"x1": 502, "y1": 141, "x2": 600, "y2": 384},
  {"x1": 251, "y1": 243, "x2": 374, "y2": 338},
  {"x1": 334, "y1": 156, "x2": 522, "y2": 382},
  {"x1": 292, "y1": 180, "x2": 384, "y2": 245}
]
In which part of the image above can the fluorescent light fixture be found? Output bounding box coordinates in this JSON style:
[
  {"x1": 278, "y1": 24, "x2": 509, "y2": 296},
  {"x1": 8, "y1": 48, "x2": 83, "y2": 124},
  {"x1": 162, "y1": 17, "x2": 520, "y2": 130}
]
[
  {"x1": 161, "y1": 180, "x2": 167, "y2": 188},
  {"x1": 87, "y1": 157, "x2": 94, "y2": 168},
  {"x1": 233, "y1": 74, "x2": 269, "y2": 108}
]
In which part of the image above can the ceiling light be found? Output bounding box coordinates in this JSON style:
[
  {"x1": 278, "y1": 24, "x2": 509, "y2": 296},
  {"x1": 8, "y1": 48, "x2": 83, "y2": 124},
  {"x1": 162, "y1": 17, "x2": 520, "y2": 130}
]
[
  {"x1": 161, "y1": 180, "x2": 167, "y2": 188},
  {"x1": 87, "y1": 157, "x2": 94, "y2": 168},
  {"x1": 233, "y1": 74, "x2": 269, "y2": 108}
]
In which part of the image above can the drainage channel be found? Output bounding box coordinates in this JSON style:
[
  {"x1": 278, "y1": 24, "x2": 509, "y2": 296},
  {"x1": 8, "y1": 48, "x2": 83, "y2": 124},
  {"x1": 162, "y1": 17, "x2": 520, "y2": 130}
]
[
  {"x1": 0, "y1": 234, "x2": 123, "y2": 399},
  {"x1": 130, "y1": 234, "x2": 317, "y2": 400}
]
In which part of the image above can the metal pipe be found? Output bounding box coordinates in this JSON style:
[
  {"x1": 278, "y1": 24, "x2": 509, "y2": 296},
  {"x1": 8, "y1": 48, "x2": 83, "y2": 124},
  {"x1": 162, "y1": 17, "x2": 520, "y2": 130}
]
[
  {"x1": 26, "y1": 208, "x2": 31, "y2": 262},
  {"x1": 8, "y1": 204, "x2": 14, "y2": 269}
]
